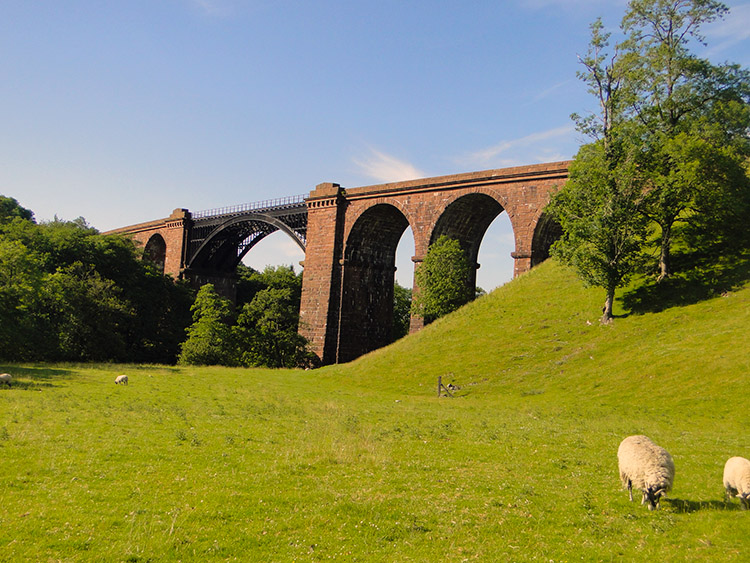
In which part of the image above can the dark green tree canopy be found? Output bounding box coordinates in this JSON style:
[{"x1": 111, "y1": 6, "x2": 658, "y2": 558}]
[
  {"x1": 411, "y1": 235, "x2": 472, "y2": 323},
  {"x1": 178, "y1": 284, "x2": 237, "y2": 367},
  {"x1": 0, "y1": 204, "x2": 192, "y2": 363},
  {"x1": 0, "y1": 196, "x2": 34, "y2": 224}
]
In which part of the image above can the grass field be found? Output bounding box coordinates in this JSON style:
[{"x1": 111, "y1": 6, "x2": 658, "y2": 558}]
[{"x1": 1, "y1": 260, "x2": 749, "y2": 561}]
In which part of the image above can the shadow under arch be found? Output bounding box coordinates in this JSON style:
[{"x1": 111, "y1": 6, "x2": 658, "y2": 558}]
[
  {"x1": 531, "y1": 210, "x2": 562, "y2": 267},
  {"x1": 143, "y1": 234, "x2": 167, "y2": 274},
  {"x1": 430, "y1": 193, "x2": 506, "y2": 293},
  {"x1": 337, "y1": 203, "x2": 410, "y2": 363}
]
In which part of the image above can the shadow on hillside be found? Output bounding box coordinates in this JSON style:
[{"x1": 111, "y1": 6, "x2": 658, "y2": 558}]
[
  {"x1": 664, "y1": 497, "x2": 742, "y2": 513},
  {"x1": 0, "y1": 366, "x2": 76, "y2": 390},
  {"x1": 622, "y1": 249, "x2": 750, "y2": 315}
]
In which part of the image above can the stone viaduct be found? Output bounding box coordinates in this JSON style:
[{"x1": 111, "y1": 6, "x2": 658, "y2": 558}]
[{"x1": 108, "y1": 160, "x2": 570, "y2": 365}]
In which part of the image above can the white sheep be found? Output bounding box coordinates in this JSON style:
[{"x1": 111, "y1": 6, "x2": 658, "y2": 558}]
[
  {"x1": 617, "y1": 435, "x2": 675, "y2": 510},
  {"x1": 114, "y1": 374, "x2": 128, "y2": 385},
  {"x1": 0, "y1": 373, "x2": 11, "y2": 387},
  {"x1": 723, "y1": 456, "x2": 750, "y2": 510}
]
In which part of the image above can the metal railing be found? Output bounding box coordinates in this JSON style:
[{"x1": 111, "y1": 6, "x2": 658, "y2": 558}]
[{"x1": 192, "y1": 194, "x2": 307, "y2": 219}]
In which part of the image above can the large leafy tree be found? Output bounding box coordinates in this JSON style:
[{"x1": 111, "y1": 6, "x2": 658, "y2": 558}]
[
  {"x1": 233, "y1": 264, "x2": 313, "y2": 368},
  {"x1": 411, "y1": 235, "x2": 472, "y2": 323},
  {"x1": 178, "y1": 284, "x2": 237, "y2": 366},
  {"x1": 549, "y1": 19, "x2": 648, "y2": 322},
  {"x1": 620, "y1": 0, "x2": 750, "y2": 279},
  {"x1": 0, "y1": 201, "x2": 192, "y2": 363},
  {"x1": 233, "y1": 286, "x2": 313, "y2": 368}
]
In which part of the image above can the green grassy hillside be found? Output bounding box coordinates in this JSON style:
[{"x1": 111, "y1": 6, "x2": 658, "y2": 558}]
[{"x1": 1, "y1": 260, "x2": 748, "y2": 561}]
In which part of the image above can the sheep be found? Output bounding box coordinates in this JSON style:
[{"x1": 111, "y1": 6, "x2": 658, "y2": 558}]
[
  {"x1": 617, "y1": 435, "x2": 675, "y2": 510},
  {"x1": 0, "y1": 373, "x2": 11, "y2": 387},
  {"x1": 723, "y1": 456, "x2": 750, "y2": 510},
  {"x1": 114, "y1": 374, "x2": 128, "y2": 385}
]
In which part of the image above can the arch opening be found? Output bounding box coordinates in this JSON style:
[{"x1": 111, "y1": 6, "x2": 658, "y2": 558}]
[
  {"x1": 143, "y1": 234, "x2": 167, "y2": 274},
  {"x1": 531, "y1": 211, "x2": 562, "y2": 267},
  {"x1": 241, "y1": 230, "x2": 306, "y2": 273},
  {"x1": 337, "y1": 204, "x2": 410, "y2": 363},
  {"x1": 476, "y1": 212, "x2": 515, "y2": 292},
  {"x1": 430, "y1": 193, "x2": 506, "y2": 296}
]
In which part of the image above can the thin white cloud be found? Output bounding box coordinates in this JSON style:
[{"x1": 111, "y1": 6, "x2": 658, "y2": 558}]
[
  {"x1": 188, "y1": 0, "x2": 231, "y2": 17},
  {"x1": 527, "y1": 80, "x2": 573, "y2": 104},
  {"x1": 460, "y1": 125, "x2": 576, "y2": 168},
  {"x1": 353, "y1": 148, "x2": 426, "y2": 183},
  {"x1": 704, "y1": 3, "x2": 750, "y2": 57}
]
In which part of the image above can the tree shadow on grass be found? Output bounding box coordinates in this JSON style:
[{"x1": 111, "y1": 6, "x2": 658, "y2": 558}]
[
  {"x1": 0, "y1": 365, "x2": 77, "y2": 390},
  {"x1": 664, "y1": 497, "x2": 742, "y2": 513},
  {"x1": 621, "y1": 249, "x2": 750, "y2": 315}
]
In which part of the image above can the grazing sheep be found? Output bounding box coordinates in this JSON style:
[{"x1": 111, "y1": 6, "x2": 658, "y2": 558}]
[
  {"x1": 114, "y1": 374, "x2": 128, "y2": 385},
  {"x1": 0, "y1": 373, "x2": 11, "y2": 387},
  {"x1": 723, "y1": 456, "x2": 750, "y2": 510},
  {"x1": 617, "y1": 435, "x2": 675, "y2": 510}
]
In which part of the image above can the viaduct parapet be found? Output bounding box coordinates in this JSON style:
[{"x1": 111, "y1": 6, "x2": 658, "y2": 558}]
[{"x1": 107, "y1": 160, "x2": 570, "y2": 365}]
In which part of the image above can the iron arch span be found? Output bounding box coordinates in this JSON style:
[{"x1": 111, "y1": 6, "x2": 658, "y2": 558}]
[{"x1": 187, "y1": 213, "x2": 306, "y2": 273}]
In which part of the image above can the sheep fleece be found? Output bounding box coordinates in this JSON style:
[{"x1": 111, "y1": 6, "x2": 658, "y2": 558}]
[
  {"x1": 618, "y1": 435, "x2": 674, "y2": 497},
  {"x1": 723, "y1": 456, "x2": 750, "y2": 504}
]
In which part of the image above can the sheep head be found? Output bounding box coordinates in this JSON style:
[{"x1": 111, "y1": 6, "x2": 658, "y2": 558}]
[{"x1": 645, "y1": 487, "x2": 666, "y2": 511}]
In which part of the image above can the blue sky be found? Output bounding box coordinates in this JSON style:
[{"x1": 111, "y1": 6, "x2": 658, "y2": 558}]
[{"x1": 3, "y1": 0, "x2": 749, "y2": 289}]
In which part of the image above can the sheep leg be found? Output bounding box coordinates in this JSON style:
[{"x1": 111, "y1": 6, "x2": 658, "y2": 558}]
[{"x1": 627, "y1": 480, "x2": 633, "y2": 502}]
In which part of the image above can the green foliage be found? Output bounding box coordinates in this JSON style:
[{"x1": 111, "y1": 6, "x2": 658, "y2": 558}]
[
  {"x1": 42, "y1": 262, "x2": 133, "y2": 361},
  {"x1": 179, "y1": 266, "x2": 313, "y2": 368},
  {"x1": 2, "y1": 260, "x2": 749, "y2": 560},
  {"x1": 551, "y1": 19, "x2": 648, "y2": 320},
  {"x1": 619, "y1": 0, "x2": 750, "y2": 278},
  {"x1": 556, "y1": 1, "x2": 750, "y2": 320},
  {"x1": 0, "y1": 195, "x2": 34, "y2": 223},
  {"x1": 236, "y1": 263, "x2": 302, "y2": 308},
  {"x1": 549, "y1": 141, "x2": 648, "y2": 320},
  {"x1": 233, "y1": 286, "x2": 313, "y2": 368},
  {"x1": 178, "y1": 284, "x2": 236, "y2": 366},
  {"x1": 411, "y1": 236, "x2": 472, "y2": 323},
  {"x1": 392, "y1": 282, "x2": 412, "y2": 341},
  {"x1": 0, "y1": 203, "x2": 192, "y2": 363},
  {"x1": 233, "y1": 265, "x2": 312, "y2": 368}
]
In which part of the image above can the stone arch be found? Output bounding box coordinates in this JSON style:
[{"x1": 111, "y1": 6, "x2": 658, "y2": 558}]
[
  {"x1": 143, "y1": 234, "x2": 167, "y2": 274},
  {"x1": 337, "y1": 203, "x2": 410, "y2": 363},
  {"x1": 530, "y1": 210, "x2": 562, "y2": 267},
  {"x1": 429, "y1": 192, "x2": 507, "y2": 292}
]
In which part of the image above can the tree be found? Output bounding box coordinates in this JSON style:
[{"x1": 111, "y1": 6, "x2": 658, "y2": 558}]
[
  {"x1": 233, "y1": 286, "x2": 313, "y2": 368},
  {"x1": 178, "y1": 284, "x2": 237, "y2": 366},
  {"x1": 0, "y1": 238, "x2": 44, "y2": 360},
  {"x1": 392, "y1": 282, "x2": 412, "y2": 341},
  {"x1": 620, "y1": 0, "x2": 750, "y2": 279},
  {"x1": 41, "y1": 262, "x2": 133, "y2": 361},
  {"x1": 411, "y1": 235, "x2": 472, "y2": 323},
  {"x1": 549, "y1": 19, "x2": 649, "y2": 322},
  {"x1": 0, "y1": 196, "x2": 34, "y2": 223}
]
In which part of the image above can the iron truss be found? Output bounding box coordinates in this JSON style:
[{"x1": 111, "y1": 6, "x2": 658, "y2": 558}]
[{"x1": 186, "y1": 197, "x2": 308, "y2": 272}]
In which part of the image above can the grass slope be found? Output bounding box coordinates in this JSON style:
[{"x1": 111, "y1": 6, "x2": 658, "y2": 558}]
[{"x1": 1, "y1": 260, "x2": 749, "y2": 561}]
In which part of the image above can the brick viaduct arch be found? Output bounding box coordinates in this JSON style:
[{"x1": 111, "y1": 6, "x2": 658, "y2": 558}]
[
  {"x1": 107, "y1": 161, "x2": 569, "y2": 365},
  {"x1": 299, "y1": 161, "x2": 569, "y2": 364}
]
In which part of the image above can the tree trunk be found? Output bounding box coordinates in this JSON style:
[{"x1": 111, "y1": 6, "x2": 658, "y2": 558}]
[
  {"x1": 601, "y1": 287, "x2": 615, "y2": 323},
  {"x1": 658, "y1": 222, "x2": 672, "y2": 281}
]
